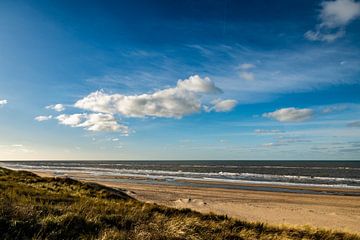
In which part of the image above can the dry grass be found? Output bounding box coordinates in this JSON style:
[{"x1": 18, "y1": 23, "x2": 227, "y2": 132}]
[{"x1": 0, "y1": 167, "x2": 359, "y2": 240}]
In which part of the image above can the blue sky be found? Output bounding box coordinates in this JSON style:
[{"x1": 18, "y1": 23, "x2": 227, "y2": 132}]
[{"x1": 0, "y1": 0, "x2": 359, "y2": 160}]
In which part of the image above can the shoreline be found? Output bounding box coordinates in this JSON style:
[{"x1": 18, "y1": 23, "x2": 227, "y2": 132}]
[
  {"x1": 32, "y1": 170, "x2": 360, "y2": 233},
  {"x1": 27, "y1": 168, "x2": 360, "y2": 196}
]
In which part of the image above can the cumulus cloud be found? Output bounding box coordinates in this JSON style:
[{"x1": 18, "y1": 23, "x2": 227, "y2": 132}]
[
  {"x1": 305, "y1": 0, "x2": 360, "y2": 42},
  {"x1": 75, "y1": 75, "x2": 233, "y2": 118},
  {"x1": 205, "y1": 99, "x2": 237, "y2": 112},
  {"x1": 34, "y1": 115, "x2": 53, "y2": 122},
  {"x1": 39, "y1": 75, "x2": 236, "y2": 134},
  {"x1": 56, "y1": 113, "x2": 129, "y2": 134},
  {"x1": 347, "y1": 120, "x2": 360, "y2": 127},
  {"x1": 263, "y1": 107, "x2": 314, "y2": 122},
  {"x1": 46, "y1": 104, "x2": 65, "y2": 112},
  {"x1": 0, "y1": 99, "x2": 8, "y2": 106},
  {"x1": 56, "y1": 114, "x2": 85, "y2": 126},
  {"x1": 176, "y1": 75, "x2": 221, "y2": 93}
]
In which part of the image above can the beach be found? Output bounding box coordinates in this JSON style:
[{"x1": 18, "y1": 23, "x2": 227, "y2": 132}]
[
  {"x1": 2, "y1": 160, "x2": 359, "y2": 234},
  {"x1": 33, "y1": 170, "x2": 360, "y2": 234}
]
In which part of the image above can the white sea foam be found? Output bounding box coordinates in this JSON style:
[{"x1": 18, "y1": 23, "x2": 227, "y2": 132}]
[{"x1": 2, "y1": 162, "x2": 360, "y2": 189}]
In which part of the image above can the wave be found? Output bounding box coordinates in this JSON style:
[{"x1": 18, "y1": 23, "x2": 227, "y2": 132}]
[{"x1": 2, "y1": 162, "x2": 360, "y2": 189}]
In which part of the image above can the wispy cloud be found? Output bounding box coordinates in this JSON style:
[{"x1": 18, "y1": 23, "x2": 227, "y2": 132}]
[
  {"x1": 263, "y1": 107, "x2": 314, "y2": 122},
  {"x1": 34, "y1": 115, "x2": 53, "y2": 122},
  {"x1": 321, "y1": 104, "x2": 349, "y2": 113},
  {"x1": 238, "y1": 63, "x2": 256, "y2": 81},
  {"x1": 254, "y1": 129, "x2": 283, "y2": 135},
  {"x1": 184, "y1": 44, "x2": 360, "y2": 102},
  {"x1": 46, "y1": 104, "x2": 65, "y2": 112},
  {"x1": 239, "y1": 71, "x2": 255, "y2": 81},
  {"x1": 0, "y1": 144, "x2": 34, "y2": 154},
  {"x1": 305, "y1": 0, "x2": 360, "y2": 42},
  {"x1": 205, "y1": 99, "x2": 237, "y2": 112},
  {"x1": 262, "y1": 137, "x2": 312, "y2": 147}
]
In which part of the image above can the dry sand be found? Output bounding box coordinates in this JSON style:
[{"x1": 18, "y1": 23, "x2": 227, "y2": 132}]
[{"x1": 34, "y1": 171, "x2": 360, "y2": 234}]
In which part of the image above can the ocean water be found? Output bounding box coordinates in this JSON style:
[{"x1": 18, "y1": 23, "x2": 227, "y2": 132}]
[{"x1": 1, "y1": 161, "x2": 360, "y2": 194}]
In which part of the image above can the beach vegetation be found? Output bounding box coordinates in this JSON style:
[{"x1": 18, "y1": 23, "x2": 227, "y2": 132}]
[{"x1": 0, "y1": 167, "x2": 358, "y2": 240}]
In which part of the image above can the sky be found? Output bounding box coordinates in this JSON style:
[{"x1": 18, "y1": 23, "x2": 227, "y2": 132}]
[{"x1": 0, "y1": 0, "x2": 359, "y2": 160}]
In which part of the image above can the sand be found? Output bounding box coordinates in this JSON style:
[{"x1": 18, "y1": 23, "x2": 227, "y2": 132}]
[{"x1": 34, "y1": 171, "x2": 360, "y2": 234}]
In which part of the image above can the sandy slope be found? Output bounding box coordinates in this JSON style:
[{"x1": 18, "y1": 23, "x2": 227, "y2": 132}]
[{"x1": 34, "y1": 171, "x2": 360, "y2": 233}]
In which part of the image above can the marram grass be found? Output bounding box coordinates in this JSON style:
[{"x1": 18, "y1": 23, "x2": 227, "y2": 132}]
[{"x1": 0, "y1": 167, "x2": 358, "y2": 240}]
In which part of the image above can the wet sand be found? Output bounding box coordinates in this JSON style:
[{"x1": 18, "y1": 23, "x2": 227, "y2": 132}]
[{"x1": 34, "y1": 171, "x2": 360, "y2": 233}]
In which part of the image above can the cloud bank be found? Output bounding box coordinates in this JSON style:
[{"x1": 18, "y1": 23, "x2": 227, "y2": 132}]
[
  {"x1": 263, "y1": 107, "x2": 314, "y2": 122},
  {"x1": 305, "y1": 0, "x2": 360, "y2": 42}
]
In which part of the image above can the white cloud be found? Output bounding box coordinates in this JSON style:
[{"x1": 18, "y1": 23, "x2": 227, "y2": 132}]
[
  {"x1": 176, "y1": 75, "x2": 221, "y2": 93},
  {"x1": 263, "y1": 107, "x2": 314, "y2": 122},
  {"x1": 79, "y1": 114, "x2": 128, "y2": 133},
  {"x1": 238, "y1": 63, "x2": 256, "y2": 81},
  {"x1": 305, "y1": 0, "x2": 360, "y2": 42},
  {"x1": 46, "y1": 104, "x2": 65, "y2": 112},
  {"x1": 56, "y1": 113, "x2": 85, "y2": 126},
  {"x1": 206, "y1": 99, "x2": 237, "y2": 112},
  {"x1": 262, "y1": 142, "x2": 285, "y2": 147},
  {"x1": 321, "y1": 104, "x2": 348, "y2": 113},
  {"x1": 34, "y1": 115, "x2": 52, "y2": 122},
  {"x1": 75, "y1": 75, "x2": 231, "y2": 118},
  {"x1": 304, "y1": 29, "x2": 345, "y2": 42},
  {"x1": 6, "y1": 144, "x2": 34, "y2": 153},
  {"x1": 41, "y1": 75, "x2": 236, "y2": 134},
  {"x1": 320, "y1": 0, "x2": 360, "y2": 27},
  {"x1": 11, "y1": 144, "x2": 23, "y2": 147},
  {"x1": 254, "y1": 129, "x2": 283, "y2": 135},
  {"x1": 262, "y1": 138, "x2": 311, "y2": 147},
  {"x1": 238, "y1": 63, "x2": 255, "y2": 70},
  {"x1": 0, "y1": 99, "x2": 8, "y2": 106},
  {"x1": 56, "y1": 113, "x2": 129, "y2": 134},
  {"x1": 239, "y1": 71, "x2": 255, "y2": 81}
]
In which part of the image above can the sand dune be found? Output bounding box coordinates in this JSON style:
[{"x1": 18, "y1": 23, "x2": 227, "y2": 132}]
[
  {"x1": 34, "y1": 171, "x2": 360, "y2": 234},
  {"x1": 97, "y1": 181, "x2": 360, "y2": 234}
]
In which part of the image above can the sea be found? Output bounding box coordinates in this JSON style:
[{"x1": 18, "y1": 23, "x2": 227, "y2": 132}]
[{"x1": 1, "y1": 160, "x2": 360, "y2": 195}]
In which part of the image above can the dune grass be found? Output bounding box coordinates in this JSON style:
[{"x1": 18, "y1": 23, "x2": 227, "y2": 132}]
[{"x1": 0, "y1": 167, "x2": 359, "y2": 240}]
